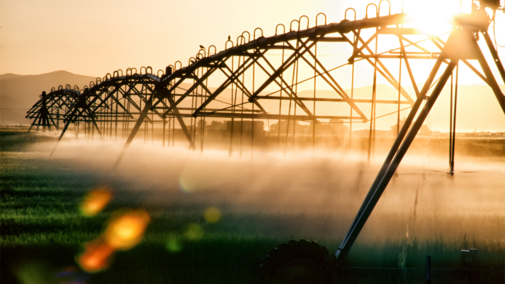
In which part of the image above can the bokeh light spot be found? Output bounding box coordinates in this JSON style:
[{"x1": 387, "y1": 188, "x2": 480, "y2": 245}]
[
  {"x1": 184, "y1": 223, "x2": 203, "y2": 240},
  {"x1": 105, "y1": 209, "x2": 150, "y2": 250},
  {"x1": 54, "y1": 266, "x2": 88, "y2": 284},
  {"x1": 179, "y1": 172, "x2": 201, "y2": 193},
  {"x1": 14, "y1": 260, "x2": 53, "y2": 284},
  {"x1": 165, "y1": 236, "x2": 183, "y2": 253},
  {"x1": 79, "y1": 186, "x2": 113, "y2": 217},
  {"x1": 204, "y1": 207, "x2": 221, "y2": 223},
  {"x1": 76, "y1": 240, "x2": 114, "y2": 273}
]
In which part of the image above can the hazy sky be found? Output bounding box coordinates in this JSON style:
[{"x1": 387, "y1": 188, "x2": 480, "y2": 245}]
[
  {"x1": 2, "y1": 0, "x2": 503, "y2": 81},
  {"x1": 0, "y1": 0, "x2": 352, "y2": 76}
]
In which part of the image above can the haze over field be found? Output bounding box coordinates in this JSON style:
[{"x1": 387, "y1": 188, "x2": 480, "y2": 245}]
[{"x1": 23, "y1": 138, "x2": 505, "y2": 242}]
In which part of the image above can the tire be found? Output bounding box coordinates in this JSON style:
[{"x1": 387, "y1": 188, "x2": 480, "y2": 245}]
[{"x1": 259, "y1": 239, "x2": 337, "y2": 284}]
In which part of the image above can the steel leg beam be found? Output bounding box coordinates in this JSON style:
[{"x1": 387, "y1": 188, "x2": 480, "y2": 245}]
[
  {"x1": 335, "y1": 59, "x2": 457, "y2": 263},
  {"x1": 339, "y1": 54, "x2": 444, "y2": 236},
  {"x1": 20, "y1": 116, "x2": 39, "y2": 148},
  {"x1": 165, "y1": 91, "x2": 196, "y2": 150},
  {"x1": 50, "y1": 111, "x2": 101, "y2": 157},
  {"x1": 482, "y1": 31, "x2": 505, "y2": 85},
  {"x1": 113, "y1": 95, "x2": 154, "y2": 170},
  {"x1": 479, "y1": 32, "x2": 505, "y2": 114}
]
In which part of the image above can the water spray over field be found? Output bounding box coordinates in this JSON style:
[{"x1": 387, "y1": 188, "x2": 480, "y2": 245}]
[
  {"x1": 28, "y1": 138, "x2": 505, "y2": 243},
  {"x1": 2, "y1": 131, "x2": 505, "y2": 283}
]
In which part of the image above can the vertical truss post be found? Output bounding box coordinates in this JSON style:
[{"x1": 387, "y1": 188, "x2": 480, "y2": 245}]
[
  {"x1": 313, "y1": 36, "x2": 318, "y2": 152},
  {"x1": 397, "y1": 35, "x2": 402, "y2": 136},
  {"x1": 252, "y1": 51, "x2": 256, "y2": 159},
  {"x1": 163, "y1": 118, "x2": 166, "y2": 147},
  {"x1": 57, "y1": 109, "x2": 60, "y2": 130},
  {"x1": 229, "y1": 88, "x2": 236, "y2": 157},
  {"x1": 449, "y1": 65, "x2": 459, "y2": 175},
  {"x1": 115, "y1": 95, "x2": 118, "y2": 140},
  {"x1": 349, "y1": 60, "x2": 355, "y2": 151},
  {"x1": 166, "y1": 91, "x2": 196, "y2": 150},
  {"x1": 368, "y1": 32, "x2": 378, "y2": 162},
  {"x1": 114, "y1": 94, "x2": 153, "y2": 169}
]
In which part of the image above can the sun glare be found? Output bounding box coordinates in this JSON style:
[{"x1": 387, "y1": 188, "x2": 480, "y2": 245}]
[{"x1": 404, "y1": 0, "x2": 464, "y2": 35}]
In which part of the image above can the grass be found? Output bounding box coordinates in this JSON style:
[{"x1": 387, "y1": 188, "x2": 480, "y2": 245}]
[{"x1": 1, "y1": 129, "x2": 504, "y2": 283}]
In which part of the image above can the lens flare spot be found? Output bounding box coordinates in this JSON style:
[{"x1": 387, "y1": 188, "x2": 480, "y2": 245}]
[
  {"x1": 105, "y1": 209, "x2": 150, "y2": 250},
  {"x1": 165, "y1": 236, "x2": 183, "y2": 253},
  {"x1": 76, "y1": 240, "x2": 114, "y2": 273},
  {"x1": 54, "y1": 266, "x2": 88, "y2": 284},
  {"x1": 179, "y1": 172, "x2": 200, "y2": 193},
  {"x1": 204, "y1": 207, "x2": 221, "y2": 223},
  {"x1": 184, "y1": 223, "x2": 203, "y2": 240},
  {"x1": 79, "y1": 187, "x2": 113, "y2": 217},
  {"x1": 178, "y1": 161, "x2": 221, "y2": 193}
]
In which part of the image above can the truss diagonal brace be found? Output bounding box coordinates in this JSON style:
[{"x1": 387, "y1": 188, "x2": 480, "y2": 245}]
[
  {"x1": 219, "y1": 59, "x2": 268, "y2": 114},
  {"x1": 335, "y1": 55, "x2": 455, "y2": 263},
  {"x1": 479, "y1": 32, "x2": 505, "y2": 114},
  {"x1": 156, "y1": 66, "x2": 219, "y2": 111},
  {"x1": 165, "y1": 91, "x2": 196, "y2": 150},
  {"x1": 248, "y1": 37, "x2": 318, "y2": 102},
  {"x1": 113, "y1": 94, "x2": 154, "y2": 170},
  {"x1": 348, "y1": 32, "x2": 415, "y2": 103},
  {"x1": 293, "y1": 39, "x2": 368, "y2": 120},
  {"x1": 253, "y1": 50, "x2": 316, "y2": 118},
  {"x1": 192, "y1": 53, "x2": 260, "y2": 116}
]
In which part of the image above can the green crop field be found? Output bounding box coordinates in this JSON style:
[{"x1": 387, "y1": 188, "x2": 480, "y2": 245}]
[{"x1": 1, "y1": 128, "x2": 504, "y2": 283}]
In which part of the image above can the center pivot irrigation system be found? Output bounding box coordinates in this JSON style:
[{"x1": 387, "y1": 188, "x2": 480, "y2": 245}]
[{"x1": 26, "y1": 0, "x2": 505, "y2": 281}]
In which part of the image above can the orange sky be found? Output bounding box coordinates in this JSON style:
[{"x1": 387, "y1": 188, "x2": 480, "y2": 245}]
[
  {"x1": 0, "y1": 0, "x2": 351, "y2": 77},
  {"x1": 1, "y1": 0, "x2": 503, "y2": 81}
]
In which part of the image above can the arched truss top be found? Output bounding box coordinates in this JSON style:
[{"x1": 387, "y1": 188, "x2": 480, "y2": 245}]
[
  {"x1": 26, "y1": 88, "x2": 81, "y2": 120},
  {"x1": 25, "y1": 88, "x2": 82, "y2": 129},
  {"x1": 147, "y1": 10, "x2": 498, "y2": 127},
  {"x1": 149, "y1": 13, "x2": 423, "y2": 124},
  {"x1": 149, "y1": 15, "x2": 413, "y2": 124},
  {"x1": 47, "y1": 71, "x2": 168, "y2": 142},
  {"x1": 27, "y1": 5, "x2": 504, "y2": 150},
  {"x1": 56, "y1": 72, "x2": 163, "y2": 141},
  {"x1": 160, "y1": 13, "x2": 412, "y2": 84},
  {"x1": 25, "y1": 70, "x2": 166, "y2": 138}
]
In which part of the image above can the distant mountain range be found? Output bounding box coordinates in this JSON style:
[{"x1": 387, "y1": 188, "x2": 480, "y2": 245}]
[
  {"x1": 0, "y1": 71, "x2": 504, "y2": 132},
  {"x1": 0, "y1": 71, "x2": 96, "y2": 125}
]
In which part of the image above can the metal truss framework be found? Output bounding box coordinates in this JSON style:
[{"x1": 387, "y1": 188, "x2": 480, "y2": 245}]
[
  {"x1": 27, "y1": 67, "x2": 169, "y2": 147},
  {"x1": 26, "y1": 84, "x2": 81, "y2": 131},
  {"x1": 333, "y1": 12, "x2": 505, "y2": 263},
  {"x1": 26, "y1": 3, "x2": 505, "y2": 265},
  {"x1": 57, "y1": 70, "x2": 163, "y2": 142},
  {"x1": 115, "y1": 14, "x2": 427, "y2": 164}
]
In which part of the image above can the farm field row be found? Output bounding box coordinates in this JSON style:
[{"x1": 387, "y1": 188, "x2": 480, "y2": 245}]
[{"x1": 1, "y1": 130, "x2": 504, "y2": 283}]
